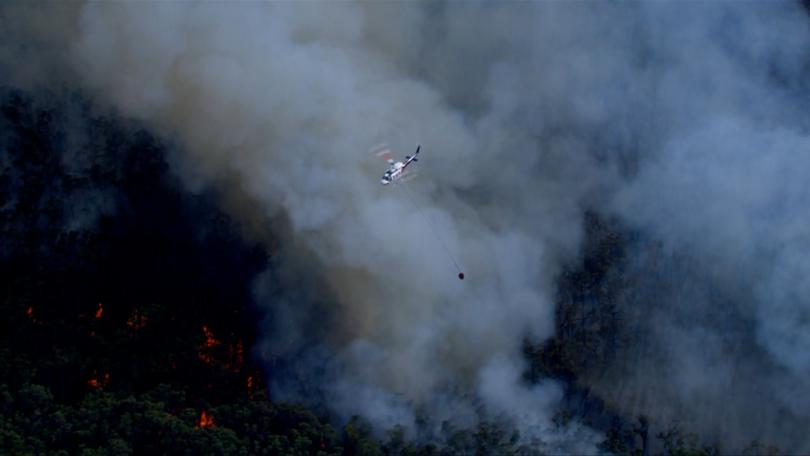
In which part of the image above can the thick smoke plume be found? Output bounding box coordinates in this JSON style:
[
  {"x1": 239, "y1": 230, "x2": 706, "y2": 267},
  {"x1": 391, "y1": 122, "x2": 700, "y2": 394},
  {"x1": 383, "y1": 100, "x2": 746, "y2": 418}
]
[{"x1": 4, "y1": 1, "x2": 810, "y2": 452}]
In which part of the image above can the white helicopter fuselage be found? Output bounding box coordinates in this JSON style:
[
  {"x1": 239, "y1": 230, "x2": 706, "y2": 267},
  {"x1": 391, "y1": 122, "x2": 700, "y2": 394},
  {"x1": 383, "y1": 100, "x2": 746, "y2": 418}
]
[
  {"x1": 381, "y1": 161, "x2": 406, "y2": 185},
  {"x1": 380, "y1": 145, "x2": 420, "y2": 185}
]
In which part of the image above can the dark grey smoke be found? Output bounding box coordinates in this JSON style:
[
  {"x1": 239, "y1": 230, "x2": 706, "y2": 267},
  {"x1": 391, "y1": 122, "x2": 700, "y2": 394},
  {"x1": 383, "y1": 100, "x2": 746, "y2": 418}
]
[{"x1": 4, "y1": 1, "x2": 810, "y2": 452}]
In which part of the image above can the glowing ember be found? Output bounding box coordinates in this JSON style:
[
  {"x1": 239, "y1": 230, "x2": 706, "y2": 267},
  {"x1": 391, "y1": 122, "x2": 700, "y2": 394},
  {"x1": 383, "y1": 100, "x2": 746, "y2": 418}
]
[
  {"x1": 25, "y1": 306, "x2": 40, "y2": 324},
  {"x1": 95, "y1": 303, "x2": 103, "y2": 319},
  {"x1": 197, "y1": 411, "x2": 215, "y2": 429},
  {"x1": 87, "y1": 372, "x2": 110, "y2": 389},
  {"x1": 126, "y1": 310, "x2": 148, "y2": 331},
  {"x1": 199, "y1": 325, "x2": 221, "y2": 365},
  {"x1": 246, "y1": 375, "x2": 255, "y2": 399},
  {"x1": 202, "y1": 326, "x2": 220, "y2": 348}
]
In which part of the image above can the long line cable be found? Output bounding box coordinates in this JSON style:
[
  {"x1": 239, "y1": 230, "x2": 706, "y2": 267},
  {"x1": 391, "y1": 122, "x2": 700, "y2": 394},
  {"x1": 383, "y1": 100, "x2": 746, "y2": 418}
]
[{"x1": 399, "y1": 180, "x2": 465, "y2": 280}]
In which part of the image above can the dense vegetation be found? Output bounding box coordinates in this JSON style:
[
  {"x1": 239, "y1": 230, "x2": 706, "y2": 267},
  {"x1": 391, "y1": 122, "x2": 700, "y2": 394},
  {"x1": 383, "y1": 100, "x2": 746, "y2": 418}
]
[
  {"x1": 0, "y1": 89, "x2": 547, "y2": 455},
  {"x1": 0, "y1": 88, "x2": 342, "y2": 454},
  {"x1": 0, "y1": 89, "x2": 778, "y2": 455}
]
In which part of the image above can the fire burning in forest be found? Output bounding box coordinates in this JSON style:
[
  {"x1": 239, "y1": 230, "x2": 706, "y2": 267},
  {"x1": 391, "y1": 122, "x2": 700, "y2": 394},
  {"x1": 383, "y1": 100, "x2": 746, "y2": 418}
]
[
  {"x1": 87, "y1": 372, "x2": 110, "y2": 389},
  {"x1": 94, "y1": 303, "x2": 103, "y2": 319},
  {"x1": 202, "y1": 326, "x2": 220, "y2": 348},
  {"x1": 199, "y1": 325, "x2": 221, "y2": 365},
  {"x1": 198, "y1": 325, "x2": 245, "y2": 372},
  {"x1": 197, "y1": 410, "x2": 215, "y2": 429}
]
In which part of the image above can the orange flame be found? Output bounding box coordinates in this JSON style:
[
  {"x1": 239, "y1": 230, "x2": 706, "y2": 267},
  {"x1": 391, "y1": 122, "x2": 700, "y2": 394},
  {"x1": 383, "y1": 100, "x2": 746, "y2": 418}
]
[
  {"x1": 202, "y1": 326, "x2": 220, "y2": 348},
  {"x1": 197, "y1": 410, "x2": 215, "y2": 429},
  {"x1": 199, "y1": 326, "x2": 221, "y2": 365},
  {"x1": 87, "y1": 372, "x2": 110, "y2": 389}
]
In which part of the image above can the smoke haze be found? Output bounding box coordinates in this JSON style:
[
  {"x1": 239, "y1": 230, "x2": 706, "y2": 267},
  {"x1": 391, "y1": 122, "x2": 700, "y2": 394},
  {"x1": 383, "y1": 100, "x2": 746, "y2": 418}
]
[{"x1": 4, "y1": 1, "x2": 810, "y2": 452}]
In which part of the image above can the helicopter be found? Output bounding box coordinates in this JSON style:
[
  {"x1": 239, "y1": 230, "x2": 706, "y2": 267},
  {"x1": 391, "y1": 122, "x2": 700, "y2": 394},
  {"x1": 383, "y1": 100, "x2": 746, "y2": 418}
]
[
  {"x1": 376, "y1": 144, "x2": 421, "y2": 185},
  {"x1": 371, "y1": 142, "x2": 464, "y2": 280}
]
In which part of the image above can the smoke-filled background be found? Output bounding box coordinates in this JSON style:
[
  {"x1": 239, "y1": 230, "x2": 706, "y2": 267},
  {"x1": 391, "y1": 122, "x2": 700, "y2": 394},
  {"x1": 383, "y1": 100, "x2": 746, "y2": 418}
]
[{"x1": 4, "y1": 1, "x2": 810, "y2": 453}]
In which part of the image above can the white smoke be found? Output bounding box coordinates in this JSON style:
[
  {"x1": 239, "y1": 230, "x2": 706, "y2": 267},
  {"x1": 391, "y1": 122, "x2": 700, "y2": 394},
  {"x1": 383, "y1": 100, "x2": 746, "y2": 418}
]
[
  {"x1": 5, "y1": 0, "x2": 810, "y2": 452},
  {"x1": 0, "y1": 1, "x2": 604, "y2": 450}
]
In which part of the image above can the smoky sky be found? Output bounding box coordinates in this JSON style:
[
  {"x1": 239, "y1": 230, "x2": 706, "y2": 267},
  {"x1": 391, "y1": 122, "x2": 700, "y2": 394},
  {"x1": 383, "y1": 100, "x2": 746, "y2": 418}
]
[{"x1": 4, "y1": 1, "x2": 810, "y2": 452}]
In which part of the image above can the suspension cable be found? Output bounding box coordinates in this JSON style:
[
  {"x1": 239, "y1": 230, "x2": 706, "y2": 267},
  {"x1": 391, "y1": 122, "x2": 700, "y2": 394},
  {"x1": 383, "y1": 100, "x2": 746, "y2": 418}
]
[{"x1": 399, "y1": 181, "x2": 465, "y2": 280}]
